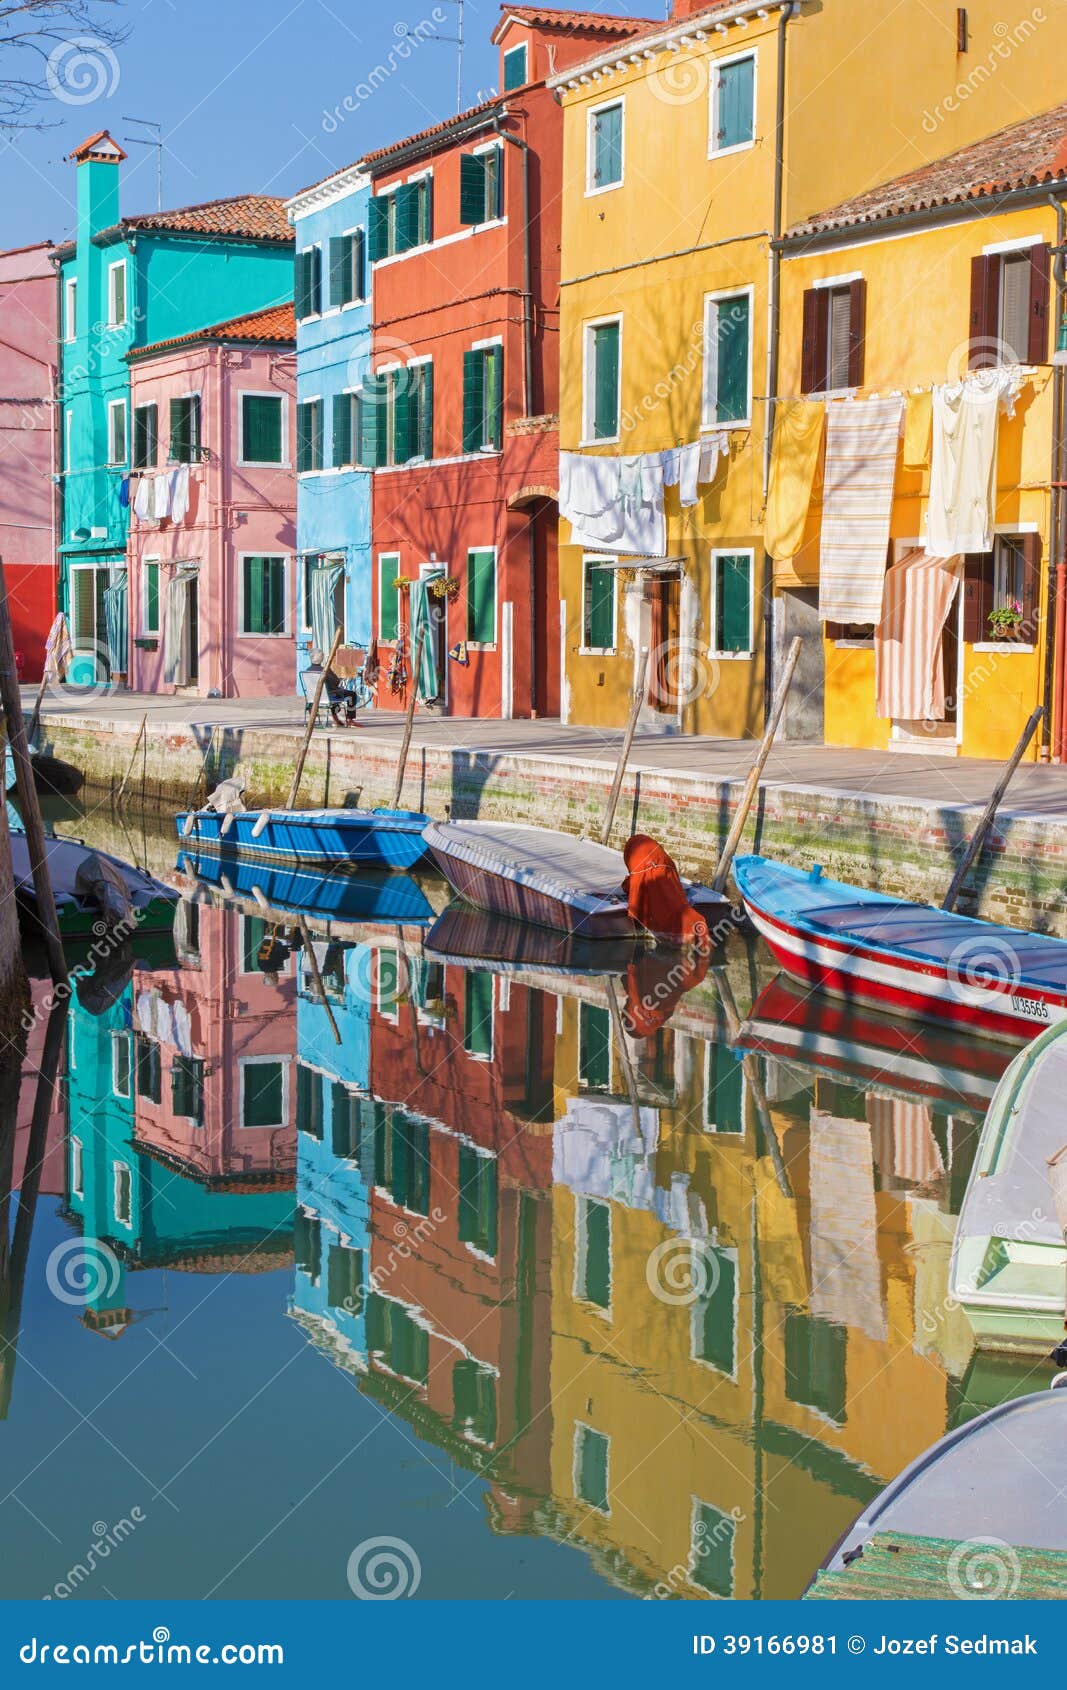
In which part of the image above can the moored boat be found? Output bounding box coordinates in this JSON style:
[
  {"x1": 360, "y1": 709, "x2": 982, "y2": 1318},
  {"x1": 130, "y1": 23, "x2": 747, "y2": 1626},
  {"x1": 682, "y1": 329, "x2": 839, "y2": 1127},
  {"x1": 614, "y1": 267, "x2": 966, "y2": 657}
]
[
  {"x1": 950, "y1": 1021, "x2": 1067, "y2": 1355},
  {"x1": 10, "y1": 831, "x2": 177, "y2": 940},
  {"x1": 175, "y1": 804, "x2": 430, "y2": 871},
  {"x1": 177, "y1": 849, "x2": 435, "y2": 928},
  {"x1": 734, "y1": 854, "x2": 1067, "y2": 1041}
]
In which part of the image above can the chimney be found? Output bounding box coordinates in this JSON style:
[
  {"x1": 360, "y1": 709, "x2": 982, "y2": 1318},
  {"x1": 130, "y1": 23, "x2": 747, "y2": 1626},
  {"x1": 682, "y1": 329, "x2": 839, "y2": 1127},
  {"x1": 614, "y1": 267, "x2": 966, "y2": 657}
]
[
  {"x1": 671, "y1": 0, "x2": 718, "y2": 18},
  {"x1": 68, "y1": 130, "x2": 127, "y2": 245}
]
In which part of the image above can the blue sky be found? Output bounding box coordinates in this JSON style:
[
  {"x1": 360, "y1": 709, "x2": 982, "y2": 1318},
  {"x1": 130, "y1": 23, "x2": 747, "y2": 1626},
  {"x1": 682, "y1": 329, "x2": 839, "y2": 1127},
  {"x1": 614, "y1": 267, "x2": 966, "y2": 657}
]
[{"x1": 1, "y1": 0, "x2": 652, "y2": 247}]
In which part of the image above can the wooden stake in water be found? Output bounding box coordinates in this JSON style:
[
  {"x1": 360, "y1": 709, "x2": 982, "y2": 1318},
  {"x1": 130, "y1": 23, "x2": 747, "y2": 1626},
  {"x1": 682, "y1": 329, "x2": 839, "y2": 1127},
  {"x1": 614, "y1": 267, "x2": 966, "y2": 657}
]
[
  {"x1": 0, "y1": 556, "x2": 65, "y2": 987},
  {"x1": 116, "y1": 712, "x2": 148, "y2": 808},
  {"x1": 942, "y1": 705, "x2": 1043, "y2": 913},
  {"x1": 391, "y1": 625, "x2": 426, "y2": 812},
  {"x1": 712, "y1": 637, "x2": 802, "y2": 897},
  {"x1": 601, "y1": 645, "x2": 651, "y2": 847},
  {"x1": 286, "y1": 627, "x2": 343, "y2": 813}
]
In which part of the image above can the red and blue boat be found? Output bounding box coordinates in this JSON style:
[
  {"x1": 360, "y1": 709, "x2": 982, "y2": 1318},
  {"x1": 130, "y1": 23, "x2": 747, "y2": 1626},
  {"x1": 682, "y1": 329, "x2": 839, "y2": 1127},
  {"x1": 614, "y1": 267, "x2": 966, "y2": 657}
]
[{"x1": 733, "y1": 854, "x2": 1067, "y2": 1043}]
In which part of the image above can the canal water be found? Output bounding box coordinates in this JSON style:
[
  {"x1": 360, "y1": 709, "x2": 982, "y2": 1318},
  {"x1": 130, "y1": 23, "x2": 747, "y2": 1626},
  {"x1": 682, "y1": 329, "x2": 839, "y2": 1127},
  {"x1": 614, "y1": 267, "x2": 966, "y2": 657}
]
[{"x1": 0, "y1": 810, "x2": 1053, "y2": 1601}]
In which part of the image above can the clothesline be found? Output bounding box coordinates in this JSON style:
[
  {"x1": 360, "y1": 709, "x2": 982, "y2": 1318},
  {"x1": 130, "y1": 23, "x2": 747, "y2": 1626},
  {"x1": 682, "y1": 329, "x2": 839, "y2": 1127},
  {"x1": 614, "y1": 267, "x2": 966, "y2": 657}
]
[{"x1": 756, "y1": 363, "x2": 1041, "y2": 407}]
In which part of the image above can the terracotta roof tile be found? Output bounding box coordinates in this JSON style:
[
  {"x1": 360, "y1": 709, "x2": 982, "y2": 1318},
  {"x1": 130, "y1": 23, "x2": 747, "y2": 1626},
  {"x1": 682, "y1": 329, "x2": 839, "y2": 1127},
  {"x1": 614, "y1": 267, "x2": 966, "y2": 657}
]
[
  {"x1": 131, "y1": 301, "x2": 295, "y2": 360},
  {"x1": 786, "y1": 100, "x2": 1067, "y2": 241},
  {"x1": 121, "y1": 193, "x2": 292, "y2": 241},
  {"x1": 364, "y1": 94, "x2": 507, "y2": 167},
  {"x1": 492, "y1": 4, "x2": 655, "y2": 42}
]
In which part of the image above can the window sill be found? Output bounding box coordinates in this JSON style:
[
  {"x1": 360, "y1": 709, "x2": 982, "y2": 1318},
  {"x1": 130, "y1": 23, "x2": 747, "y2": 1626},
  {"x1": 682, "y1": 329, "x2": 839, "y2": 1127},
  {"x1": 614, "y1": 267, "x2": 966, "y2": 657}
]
[
  {"x1": 372, "y1": 218, "x2": 507, "y2": 270},
  {"x1": 700, "y1": 420, "x2": 749, "y2": 435},
  {"x1": 708, "y1": 649, "x2": 754, "y2": 661},
  {"x1": 585, "y1": 180, "x2": 623, "y2": 198},
  {"x1": 465, "y1": 643, "x2": 497, "y2": 653},
  {"x1": 972, "y1": 641, "x2": 1035, "y2": 654},
  {"x1": 579, "y1": 436, "x2": 621, "y2": 450},
  {"x1": 578, "y1": 647, "x2": 618, "y2": 657},
  {"x1": 833, "y1": 639, "x2": 874, "y2": 649},
  {"x1": 707, "y1": 139, "x2": 756, "y2": 162}
]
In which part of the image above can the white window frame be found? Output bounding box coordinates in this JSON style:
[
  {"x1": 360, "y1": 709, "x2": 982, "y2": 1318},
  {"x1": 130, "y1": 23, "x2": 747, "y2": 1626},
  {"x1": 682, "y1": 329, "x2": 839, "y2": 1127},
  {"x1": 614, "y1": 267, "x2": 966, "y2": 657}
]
[
  {"x1": 71, "y1": 1136, "x2": 84, "y2": 1200},
  {"x1": 63, "y1": 276, "x2": 77, "y2": 343},
  {"x1": 689, "y1": 1243, "x2": 740, "y2": 1378},
  {"x1": 340, "y1": 225, "x2": 367, "y2": 309},
  {"x1": 463, "y1": 968, "x2": 496, "y2": 1061},
  {"x1": 708, "y1": 48, "x2": 757, "y2": 160},
  {"x1": 375, "y1": 943, "x2": 401, "y2": 1023},
  {"x1": 107, "y1": 257, "x2": 127, "y2": 328},
  {"x1": 703, "y1": 1039, "x2": 747, "y2": 1133},
  {"x1": 573, "y1": 1421, "x2": 611, "y2": 1516},
  {"x1": 586, "y1": 97, "x2": 625, "y2": 197},
  {"x1": 579, "y1": 554, "x2": 617, "y2": 655},
  {"x1": 465, "y1": 544, "x2": 498, "y2": 649},
  {"x1": 112, "y1": 1160, "x2": 132, "y2": 1227},
  {"x1": 111, "y1": 1031, "x2": 132, "y2": 1097},
  {"x1": 132, "y1": 400, "x2": 158, "y2": 470},
  {"x1": 378, "y1": 550, "x2": 401, "y2": 643},
  {"x1": 142, "y1": 554, "x2": 161, "y2": 636},
  {"x1": 64, "y1": 407, "x2": 73, "y2": 473},
  {"x1": 708, "y1": 546, "x2": 756, "y2": 659},
  {"x1": 238, "y1": 389, "x2": 289, "y2": 467},
  {"x1": 689, "y1": 1496, "x2": 737, "y2": 1597},
  {"x1": 237, "y1": 552, "x2": 290, "y2": 638},
  {"x1": 168, "y1": 389, "x2": 202, "y2": 464},
  {"x1": 237, "y1": 1055, "x2": 290, "y2": 1131},
  {"x1": 502, "y1": 40, "x2": 528, "y2": 89},
  {"x1": 467, "y1": 336, "x2": 503, "y2": 456},
  {"x1": 582, "y1": 313, "x2": 623, "y2": 447},
  {"x1": 106, "y1": 397, "x2": 127, "y2": 465},
  {"x1": 297, "y1": 393, "x2": 323, "y2": 475},
  {"x1": 702, "y1": 285, "x2": 753, "y2": 432}
]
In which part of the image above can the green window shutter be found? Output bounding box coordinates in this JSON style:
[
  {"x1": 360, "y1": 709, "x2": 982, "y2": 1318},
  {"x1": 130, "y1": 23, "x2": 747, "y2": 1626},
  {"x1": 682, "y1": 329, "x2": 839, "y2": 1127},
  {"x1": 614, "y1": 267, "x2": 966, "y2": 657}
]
[
  {"x1": 296, "y1": 401, "x2": 312, "y2": 473},
  {"x1": 395, "y1": 182, "x2": 421, "y2": 252},
  {"x1": 144, "y1": 562, "x2": 159, "y2": 634},
  {"x1": 705, "y1": 1043, "x2": 744, "y2": 1131},
  {"x1": 466, "y1": 549, "x2": 496, "y2": 644},
  {"x1": 379, "y1": 557, "x2": 399, "y2": 642},
  {"x1": 133, "y1": 403, "x2": 157, "y2": 469},
  {"x1": 169, "y1": 397, "x2": 188, "y2": 463},
  {"x1": 464, "y1": 968, "x2": 494, "y2": 1055},
  {"x1": 459, "y1": 152, "x2": 488, "y2": 226},
  {"x1": 332, "y1": 392, "x2": 353, "y2": 467},
  {"x1": 579, "y1": 1002, "x2": 612, "y2": 1088},
  {"x1": 458, "y1": 1144, "x2": 498, "y2": 1256},
  {"x1": 716, "y1": 552, "x2": 751, "y2": 654},
  {"x1": 453, "y1": 1359, "x2": 497, "y2": 1444},
  {"x1": 242, "y1": 913, "x2": 268, "y2": 970},
  {"x1": 417, "y1": 176, "x2": 433, "y2": 245},
  {"x1": 308, "y1": 245, "x2": 322, "y2": 314},
  {"x1": 244, "y1": 1061, "x2": 283, "y2": 1128},
  {"x1": 352, "y1": 228, "x2": 366, "y2": 300},
  {"x1": 296, "y1": 1063, "x2": 324, "y2": 1140},
  {"x1": 485, "y1": 345, "x2": 502, "y2": 448},
  {"x1": 311, "y1": 399, "x2": 323, "y2": 470},
  {"x1": 243, "y1": 556, "x2": 263, "y2": 634},
  {"x1": 502, "y1": 43, "x2": 527, "y2": 91},
  {"x1": 327, "y1": 1243, "x2": 363, "y2": 1312},
  {"x1": 462, "y1": 348, "x2": 486, "y2": 453},
  {"x1": 692, "y1": 1504, "x2": 735, "y2": 1597},
  {"x1": 243, "y1": 394, "x2": 283, "y2": 463},
  {"x1": 135, "y1": 1036, "x2": 161, "y2": 1104},
  {"x1": 715, "y1": 293, "x2": 750, "y2": 423},
  {"x1": 368, "y1": 196, "x2": 389, "y2": 262},
  {"x1": 295, "y1": 250, "x2": 310, "y2": 320},
  {"x1": 581, "y1": 1198, "x2": 611, "y2": 1309},
  {"x1": 592, "y1": 322, "x2": 620, "y2": 440},
  {"x1": 485, "y1": 147, "x2": 503, "y2": 219},
  {"x1": 693, "y1": 1247, "x2": 737, "y2": 1374},
  {"x1": 360, "y1": 377, "x2": 386, "y2": 468},
  {"x1": 268, "y1": 557, "x2": 285, "y2": 633},
  {"x1": 583, "y1": 561, "x2": 614, "y2": 649},
  {"x1": 576, "y1": 1425, "x2": 609, "y2": 1510},
  {"x1": 172, "y1": 1055, "x2": 204, "y2": 1124},
  {"x1": 416, "y1": 362, "x2": 433, "y2": 460},
  {"x1": 784, "y1": 1309, "x2": 847, "y2": 1421},
  {"x1": 717, "y1": 55, "x2": 754, "y2": 150},
  {"x1": 329, "y1": 234, "x2": 352, "y2": 308},
  {"x1": 593, "y1": 104, "x2": 623, "y2": 188},
  {"x1": 392, "y1": 369, "x2": 414, "y2": 464}
]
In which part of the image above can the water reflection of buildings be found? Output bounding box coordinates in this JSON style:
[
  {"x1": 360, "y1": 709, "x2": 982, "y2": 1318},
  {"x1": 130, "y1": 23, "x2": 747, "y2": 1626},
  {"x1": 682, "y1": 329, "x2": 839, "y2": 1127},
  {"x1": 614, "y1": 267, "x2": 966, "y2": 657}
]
[{"x1": 284, "y1": 931, "x2": 1032, "y2": 1600}]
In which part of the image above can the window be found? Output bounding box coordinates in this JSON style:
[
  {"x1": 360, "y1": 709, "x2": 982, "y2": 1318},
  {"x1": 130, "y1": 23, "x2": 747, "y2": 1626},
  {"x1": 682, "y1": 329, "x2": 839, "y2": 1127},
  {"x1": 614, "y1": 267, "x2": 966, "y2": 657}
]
[
  {"x1": 366, "y1": 1292, "x2": 429, "y2": 1383},
  {"x1": 703, "y1": 291, "x2": 751, "y2": 427},
  {"x1": 242, "y1": 1057, "x2": 286, "y2": 1129},
  {"x1": 386, "y1": 1111, "x2": 431, "y2": 1215},
  {"x1": 582, "y1": 557, "x2": 616, "y2": 651},
  {"x1": 574, "y1": 1423, "x2": 609, "y2": 1512},
  {"x1": 327, "y1": 1242, "x2": 364, "y2": 1313},
  {"x1": 378, "y1": 552, "x2": 400, "y2": 642},
  {"x1": 369, "y1": 176, "x2": 433, "y2": 260},
  {"x1": 295, "y1": 245, "x2": 323, "y2": 320},
  {"x1": 332, "y1": 1083, "x2": 362, "y2": 1160},
  {"x1": 113, "y1": 1162, "x2": 132, "y2": 1227},
  {"x1": 970, "y1": 243, "x2": 1051, "y2": 368},
  {"x1": 132, "y1": 402, "x2": 158, "y2": 470},
  {"x1": 587, "y1": 100, "x2": 624, "y2": 193},
  {"x1": 241, "y1": 556, "x2": 288, "y2": 636},
  {"x1": 710, "y1": 51, "x2": 755, "y2": 155},
  {"x1": 578, "y1": 1002, "x2": 612, "y2": 1091},
  {"x1": 962, "y1": 532, "x2": 1041, "y2": 644},
  {"x1": 136, "y1": 1035, "x2": 161, "y2": 1104},
  {"x1": 458, "y1": 1143, "x2": 498, "y2": 1257},
  {"x1": 106, "y1": 398, "x2": 126, "y2": 465},
  {"x1": 64, "y1": 407, "x2": 73, "y2": 473},
  {"x1": 691, "y1": 1244, "x2": 737, "y2": 1374},
  {"x1": 241, "y1": 393, "x2": 285, "y2": 464},
  {"x1": 464, "y1": 969, "x2": 494, "y2": 1058},
  {"x1": 691, "y1": 1501, "x2": 736, "y2": 1598},
  {"x1": 296, "y1": 1062, "x2": 324, "y2": 1140},
  {"x1": 169, "y1": 395, "x2": 201, "y2": 464},
  {"x1": 459, "y1": 147, "x2": 503, "y2": 227},
  {"x1": 329, "y1": 228, "x2": 366, "y2": 308},
  {"x1": 465, "y1": 547, "x2": 496, "y2": 645},
  {"x1": 64, "y1": 276, "x2": 77, "y2": 342},
  {"x1": 705, "y1": 1041, "x2": 744, "y2": 1132},
  {"x1": 462, "y1": 341, "x2": 503, "y2": 453},
  {"x1": 107, "y1": 259, "x2": 127, "y2": 327},
  {"x1": 453, "y1": 1359, "x2": 497, "y2": 1445},
  {"x1": 801, "y1": 279, "x2": 867, "y2": 394},
  {"x1": 575, "y1": 1195, "x2": 611, "y2": 1310},
  {"x1": 332, "y1": 392, "x2": 359, "y2": 468},
  {"x1": 784, "y1": 1308, "x2": 847, "y2": 1422},
  {"x1": 70, "y1": 1137, "x2": 84, "y2": 1200},
  {"x1": 359, "y1": 364, "x2": 433, "y2": 467},
  {"x1": 502, "y1": 41, "x2": 528, "y2": 91},
  {"x1": 710, "y1": 550, "x2": 753, "y2": 656},
  {"x1": 294, "y1": 1209, "x2": 322, "y2": 1283},
  {"x1": 172, "y1": 1054, "x2": 204, "y2": 1124},
  {"x1": 296, "y1": 398, "x2": 324, "y2": 472},
  {"x1": 584, "y1": 318, "x2": 621, "y2": 443}
]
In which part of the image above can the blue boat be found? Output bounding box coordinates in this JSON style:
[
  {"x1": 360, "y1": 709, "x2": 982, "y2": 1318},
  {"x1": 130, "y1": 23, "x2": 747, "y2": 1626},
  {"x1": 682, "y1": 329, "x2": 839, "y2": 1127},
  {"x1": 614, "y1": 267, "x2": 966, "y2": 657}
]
[
  {"x1": 174, "y1": 805, "x2": 430, "y2": 871},
  {"x1": 177, "y1": 849, "x2": 435, "y2": 927}
]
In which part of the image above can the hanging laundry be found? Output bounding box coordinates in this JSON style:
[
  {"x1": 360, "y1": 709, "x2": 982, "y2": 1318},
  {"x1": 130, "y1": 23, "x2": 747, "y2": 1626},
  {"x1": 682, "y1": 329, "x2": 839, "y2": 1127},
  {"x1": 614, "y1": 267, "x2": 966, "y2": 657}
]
[
  {"x1": 697, "y1": 432, "x2": 729, "y2": 484},
  {"x1": 866, "y1": 1093, "x2": 945, "y2": 1188},
  {"x1": 133, "y1": 475, "x2": 153, "y2": 521},
  {"x1": 809, "y1": 1108, "x2": 887, "y2": 1342},
  {"x1": 151, "y1": 471, "x2": 172, "y2": 522},
  {"x1": 42, "y1": 612, "x2": 74, "y2": 684},
  {"x1": 925, "y1": 367, "x2": 1024, "y2": 557},
  {"x1": 363, "y1": 638, "x2": 380, "y2": 685},
  {"x1": 448, "y1": 641, "x2": 469, "y2": 666},
  {"x1": 119, "y1": 476, "x2": 130, "y2": 509},
  {"x1": 875, "y1": 547, "x2": 963, "y2": 722},
  {"x1": 819, "y1": 394, "x2": 904, "y2": 624},
  {"x1": 764, "y1": 399, "x2": 825, "y2": 561},
  {"x1": 903, "y1": 389, "x2": 933, "y2": 470},
  {"x1": 169, "y1": 462, "x2": 191, "y2": 524},
  {"x1": 660, "y1": 440, "x2": 702, "y2": 507},
  {"x1": 559, "y1": 449, "x2": 666, "y2": 557}
]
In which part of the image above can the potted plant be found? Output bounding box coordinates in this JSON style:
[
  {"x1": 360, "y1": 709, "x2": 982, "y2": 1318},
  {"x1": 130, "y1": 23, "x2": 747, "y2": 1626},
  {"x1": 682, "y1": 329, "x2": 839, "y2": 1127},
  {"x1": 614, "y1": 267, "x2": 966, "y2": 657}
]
[{"x1": 987, "y1": 599, "x2": 1024, "y2": 640}]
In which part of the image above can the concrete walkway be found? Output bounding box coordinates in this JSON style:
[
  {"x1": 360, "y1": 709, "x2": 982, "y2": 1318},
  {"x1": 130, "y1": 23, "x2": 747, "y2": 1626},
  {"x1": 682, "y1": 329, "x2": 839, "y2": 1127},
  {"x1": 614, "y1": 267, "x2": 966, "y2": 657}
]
[{"x1": 24, "y1": 684, "x2": 1067, "y2": 821}]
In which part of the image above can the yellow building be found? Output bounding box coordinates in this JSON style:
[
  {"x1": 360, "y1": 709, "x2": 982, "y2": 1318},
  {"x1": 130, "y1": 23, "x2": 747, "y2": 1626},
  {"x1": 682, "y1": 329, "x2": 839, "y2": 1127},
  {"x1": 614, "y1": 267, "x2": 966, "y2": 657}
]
[
  {"x1": 551, "y1": 0, "x2": 1064, "y2": 739},
  {"x1": 776, "y1": 104, "x2": 1066, "y2": 759}
]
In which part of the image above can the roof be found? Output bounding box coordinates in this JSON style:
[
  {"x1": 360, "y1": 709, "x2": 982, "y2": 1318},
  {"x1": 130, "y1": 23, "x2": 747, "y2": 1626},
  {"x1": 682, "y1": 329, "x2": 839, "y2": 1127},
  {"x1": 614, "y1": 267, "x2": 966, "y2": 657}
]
[
  {"x1": 491, "y1": 4, "x2": 655, "y2": 44},
  {"x1": 68, "y1": 130, "x2": 127, "y2": 163},
  {"x1": 119, "y1": 192, "x2": 291, "y2": 241},
  {"x1": 364, "y1": 93, "x2": 507, "y2": 170},
  {"x1": 785, "y1": 100, "x2": 1067, "y2": 242},
  {"x1": 129, "y1": 301, "x2": 295, "y2": 360},
  {"x1": 548, "y1": 0, "x2": 767, "y2": 82}
]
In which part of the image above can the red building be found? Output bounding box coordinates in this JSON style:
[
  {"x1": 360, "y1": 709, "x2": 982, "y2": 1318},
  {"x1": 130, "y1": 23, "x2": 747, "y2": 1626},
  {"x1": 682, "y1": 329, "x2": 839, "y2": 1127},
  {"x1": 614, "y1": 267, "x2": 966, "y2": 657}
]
[
  {"x1": 0, "y1": 242, "x2": 58, "y2": 680},
  {"x1": 365, "y1": 5, "x2": 645, "y2": 719}
]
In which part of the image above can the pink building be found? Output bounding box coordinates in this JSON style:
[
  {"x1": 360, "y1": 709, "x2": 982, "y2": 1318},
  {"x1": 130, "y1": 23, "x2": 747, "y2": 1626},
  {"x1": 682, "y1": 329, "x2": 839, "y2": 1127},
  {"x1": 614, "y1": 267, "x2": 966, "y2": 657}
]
[
  {"x1": 0, "y1": 242, "x2": 58, "y2": 681},
  {"x1": 126, "y1": 303, "x2": 297, "y2": 697}
]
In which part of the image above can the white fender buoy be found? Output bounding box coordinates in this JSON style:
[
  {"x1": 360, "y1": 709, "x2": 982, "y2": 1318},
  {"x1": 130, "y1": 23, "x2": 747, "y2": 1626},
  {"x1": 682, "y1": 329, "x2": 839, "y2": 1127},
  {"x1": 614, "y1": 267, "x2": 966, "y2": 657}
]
[
  {"x1": 181, "y1": 812, "x2": 198, "y2": 838},
  {"x1": 251, "y1": 810, "x2": 271, "y2": 839},
  {"x1": 220, "y1": 810, "x2": 235, "y2": 837}
]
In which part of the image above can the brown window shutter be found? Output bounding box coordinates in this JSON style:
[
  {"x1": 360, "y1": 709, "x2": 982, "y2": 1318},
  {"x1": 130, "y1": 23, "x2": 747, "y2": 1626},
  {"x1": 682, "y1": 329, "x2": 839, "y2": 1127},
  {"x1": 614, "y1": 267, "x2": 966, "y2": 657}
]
[
  {"x1": 962, "y1": 552, "x2": 994, "y2": 642},
  {"x1": 1019, "y1": 531, "x2": 1042, "y2": 637},
  {"x1": 1028, "y1": 245, "x2": 1051, "y2": 365},
  {"x1": 969, "y1": 254, "x2": 1001, "y2": 369},
  {"x1": 847, "y1": 278, "x2": 867, "y2": 389},
  {"x1": 801, "y1": 287, "x2": 826, "y2": 394}
]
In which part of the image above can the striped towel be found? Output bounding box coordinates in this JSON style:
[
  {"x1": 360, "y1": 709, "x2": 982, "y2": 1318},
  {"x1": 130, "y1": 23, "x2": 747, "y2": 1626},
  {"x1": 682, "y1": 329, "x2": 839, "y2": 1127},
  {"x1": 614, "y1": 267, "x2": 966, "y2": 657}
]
[
  {"x1": 866, "y1": 1093, "x2": 945, "y2": 1188},
  {"x1": 819, "y1": 396, "x2": 904, "y2": 624},
  {"x1": 875, "y1": 549, "x2": 962, "y2": 723}
]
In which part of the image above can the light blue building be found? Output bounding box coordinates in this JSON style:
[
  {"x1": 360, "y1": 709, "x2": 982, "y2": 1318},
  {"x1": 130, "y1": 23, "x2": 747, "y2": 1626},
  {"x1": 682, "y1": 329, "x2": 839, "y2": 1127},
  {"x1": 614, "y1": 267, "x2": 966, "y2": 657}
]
[{"x1": 285, "y1": 163, "x2": 374, "y2": 687}]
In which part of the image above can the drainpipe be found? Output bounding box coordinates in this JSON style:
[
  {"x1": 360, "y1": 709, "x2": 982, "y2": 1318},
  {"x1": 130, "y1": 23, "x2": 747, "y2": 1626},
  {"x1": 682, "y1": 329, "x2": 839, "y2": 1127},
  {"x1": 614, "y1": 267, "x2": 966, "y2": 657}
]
[
  {"x1": 1048, "y1": 193, "x2": 1067, "y2": 760},
  {"x1": 762, "y1": 0, "x2": 797, "y2": 722},
  {"x1": 492, "y1": 117, "x2": 534, "y2": 418}
]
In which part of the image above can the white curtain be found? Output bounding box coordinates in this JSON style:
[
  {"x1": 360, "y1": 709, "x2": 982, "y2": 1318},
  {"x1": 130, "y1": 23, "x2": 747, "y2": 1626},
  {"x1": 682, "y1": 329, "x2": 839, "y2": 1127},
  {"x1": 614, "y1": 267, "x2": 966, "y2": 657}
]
[{"x1": 163, "y1": 565, "x2": 199, "y2": 685}]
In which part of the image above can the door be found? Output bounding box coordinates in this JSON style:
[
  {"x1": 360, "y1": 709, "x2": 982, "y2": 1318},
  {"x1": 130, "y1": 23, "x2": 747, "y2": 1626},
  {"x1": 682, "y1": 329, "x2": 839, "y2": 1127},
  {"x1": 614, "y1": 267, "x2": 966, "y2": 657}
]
[
  {"x1": 648, "y1": 573, "x2": 681, "y2": 714},
  {"x1": 69, "y1": 564, "x2": 109, "y2": 685},
  {"x1": 185, "y1": 577, "x2": 199, "y2": 685},
  {"x1": 417, "y1": 565, "x2": 447, "y2": 704}
]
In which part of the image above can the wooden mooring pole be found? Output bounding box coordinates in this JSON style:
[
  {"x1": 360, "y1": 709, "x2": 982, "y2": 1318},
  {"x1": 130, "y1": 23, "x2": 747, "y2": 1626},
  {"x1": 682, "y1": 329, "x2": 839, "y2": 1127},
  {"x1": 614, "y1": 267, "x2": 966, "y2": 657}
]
[
  {"x1": 391, "y1": 625, "x2": 426, "y2": 812},
  {"x1": 942, "y1": 706, "x2": 1043, "y2": 913},
  {"x1": 712, "y1": 637, "x2": 802, "y2": 897},
  {"x1": 285, "y1": 627, "x2": 343, "y2": 813},
  {"x1": 601, "y1": 645, "x2": 651, "y2": 847}
]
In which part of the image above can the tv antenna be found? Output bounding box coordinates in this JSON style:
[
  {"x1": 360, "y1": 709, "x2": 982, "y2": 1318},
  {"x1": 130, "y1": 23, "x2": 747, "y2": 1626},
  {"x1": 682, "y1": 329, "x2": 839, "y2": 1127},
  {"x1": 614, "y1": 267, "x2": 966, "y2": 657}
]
[
  {"x1": 123, "y1": 116, "x2": 163, "y2": 210},
  {"x1": 398, "y1": 0, "x2": 465, "y2": 113}
]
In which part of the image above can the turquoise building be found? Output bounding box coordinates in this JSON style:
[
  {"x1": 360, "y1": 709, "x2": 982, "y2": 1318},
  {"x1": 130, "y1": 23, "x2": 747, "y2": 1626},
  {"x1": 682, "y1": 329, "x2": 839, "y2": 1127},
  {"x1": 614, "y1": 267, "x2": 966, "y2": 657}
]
[
  {"x1": 55, "y1": 131, "x2": 294, "y2": 684},
  {"x1": 284, "y1": 162, "x2": 374, "y2": 685}
]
